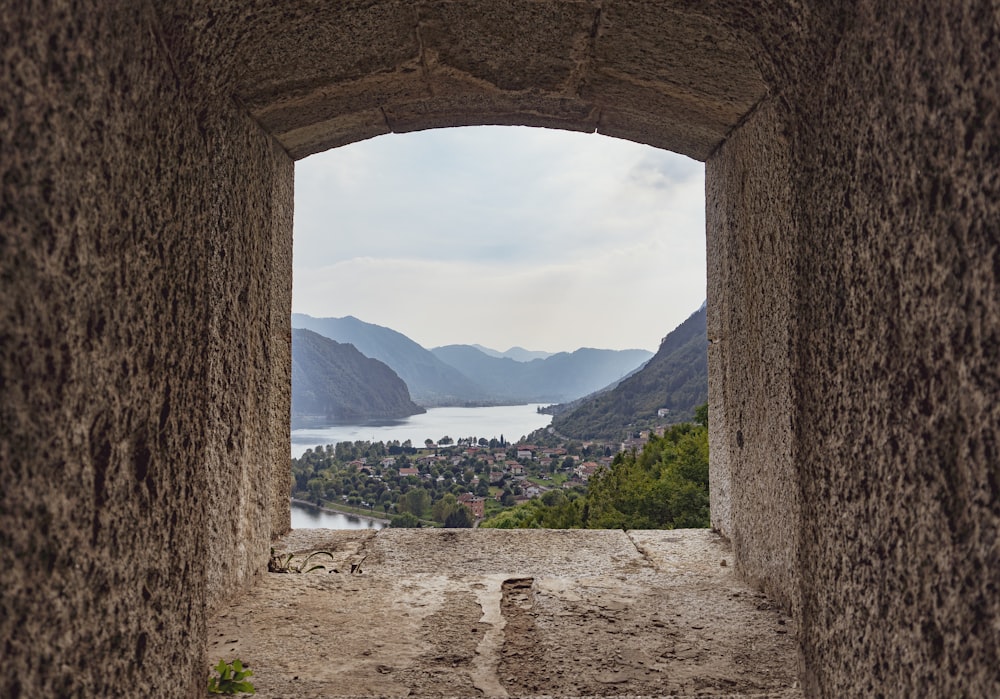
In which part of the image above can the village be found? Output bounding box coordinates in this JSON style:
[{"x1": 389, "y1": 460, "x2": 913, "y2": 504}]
[{"x1": 290, "y1": 428, "x2": 662, "y2": 526}]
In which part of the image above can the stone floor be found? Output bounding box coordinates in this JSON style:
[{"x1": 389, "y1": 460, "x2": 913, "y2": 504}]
[{"x1": 207, "y1": 529, "x2": 802, "y2": 698}]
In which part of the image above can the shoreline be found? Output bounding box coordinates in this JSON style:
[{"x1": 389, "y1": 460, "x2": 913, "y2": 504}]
[{"x1": 290, "y1": 497, "x2": 391, "y2": 526}]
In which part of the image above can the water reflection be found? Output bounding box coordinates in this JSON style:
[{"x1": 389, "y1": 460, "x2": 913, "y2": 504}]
[{"x1": 290, "y1": 500, "x2": 386, "y2": 530}]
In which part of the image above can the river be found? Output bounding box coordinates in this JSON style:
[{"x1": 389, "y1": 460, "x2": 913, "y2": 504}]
[{"x1": 290, "y1": 403, "x2": 552, "y2": 458}]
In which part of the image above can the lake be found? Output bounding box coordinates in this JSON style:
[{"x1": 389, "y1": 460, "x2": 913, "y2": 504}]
[
  {"x1": 290, "y1": 403, "x2": 553, "y2": 458},
  {"x1": 290, "y1": 500, "x2": 386, "y2": 530}
]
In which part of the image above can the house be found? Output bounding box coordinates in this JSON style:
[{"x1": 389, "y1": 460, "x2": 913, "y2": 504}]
[
  {"x1": 576, "y1": 461, "x2": 602, "y2": 481},
  {"x1": 516, "y1": 449, "x2": 533, "y2": 460},
  {"x1": 398, "y1": 467, "x2": 419, "y2": 477},
  {"x1": 457, "y1": 493, "x2": 485, "y2": 519}
]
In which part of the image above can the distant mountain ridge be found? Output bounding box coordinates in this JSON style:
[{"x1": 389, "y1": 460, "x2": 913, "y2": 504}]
[
  {"x1": 471, "y1": 344, "x2": 554, "y2": 362},
  {"x1": 431, "y1": 344, "x2": 653, "y2": 404},
  {"x1": 291, "y1": 314, "x2": 487, "y2": 406},
  {"x1": 548, "y1": 305, "x2": 708, "y2": 440},
  {"x1": 291, "y1": 328, "x2": 425, "y2": 426},
  {"x1": 292, "y1": 313, "x2": 653, "y2": 407}
]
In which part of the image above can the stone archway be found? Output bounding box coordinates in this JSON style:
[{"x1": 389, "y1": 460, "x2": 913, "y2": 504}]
[
  {"x1": 197, "y1": 0, "x2": 803, "y2": 643},
  {"x1": 217, "y1": 2, "x2": 768, "y2": 160},
  {"x1": 4, "y1": 3, "x2": 998, "y2": 697}
]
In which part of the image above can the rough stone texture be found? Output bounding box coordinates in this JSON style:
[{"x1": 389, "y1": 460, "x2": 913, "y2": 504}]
[
  {"x1": 0, "y1": 5, "x2": 211, "y2": 696},
  {"x1": 780, "y1": 3, "x2": 1000, "y2": 696},
  {"x1": 1, "y1": 4, "x2": 291, "y2": 697},
  {"x1": 158, "y1": 0, "x2": 767, "y2": 160},
  {"x1": 268, "y1": 157, "x2": 294, "y2": 541},
  {"x1": 209, "y1": 529, "x2": 802, "y2": 698},
  {"x1": 201, "y1": 97, "x2": 294, "y2": 612},
  {"x1": 706, "y1": 99, "x2": 799, "y2": 617},
  {"x1": 4, "y1": 1, "x2": 1000, "y2": 697}
]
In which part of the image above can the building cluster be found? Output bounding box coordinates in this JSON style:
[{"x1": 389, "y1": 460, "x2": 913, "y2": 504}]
[{"x1": 296, "y1": 428, "x2": 667, "y2": 524}]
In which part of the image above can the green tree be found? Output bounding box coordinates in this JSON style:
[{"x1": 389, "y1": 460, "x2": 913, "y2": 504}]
[
  {"x1": 694, "y1": 402, "x2": 708, "y2": 427},
  {"x1": 400, "y1": 488, "x2": 430, "y2": 518},
  {"x1": 432, "y1": 493, "x2": 459, "y2": 523},
  {"x1": 482, "y1": 417, "x2": 710, "y2": 531},
  {"x1": 444, "y1": 505, "x2": 474, "y2": 528},
  {"x1": 306, "y1": 478, "x2": 326, "y2": 502},
  {"x1": 541, "y1": 490, "x2": 566, "y2": 508},
  {"x1": 390, "y1": 512, "x2": 421, "y2": 528},
  {"x1": 480, "y1": 502, "x2": 544, "y2": 529},
  {"x1": 586, "y1": 422, "x2": 709, "y2": 529}
]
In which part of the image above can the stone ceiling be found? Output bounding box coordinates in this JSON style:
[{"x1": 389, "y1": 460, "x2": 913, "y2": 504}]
[{"x1": 160, "y1": 1, "x2": 767, "y2": 160}]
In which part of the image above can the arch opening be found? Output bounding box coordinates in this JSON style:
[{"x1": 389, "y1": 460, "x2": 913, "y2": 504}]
[{"x1": 287, "y1": 124, "x2": 705, "y2": 495}]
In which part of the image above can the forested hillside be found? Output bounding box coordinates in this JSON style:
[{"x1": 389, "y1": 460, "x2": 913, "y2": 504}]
[
  {"x1": 481, "y1": 409, "x2": 709, "y2": 530},
  {"x1": 549, "y1": 304, "x2": 707, "y2": 439},
  {"x1": 291, "y1": 329, "x2": 425, "y2": 426}
]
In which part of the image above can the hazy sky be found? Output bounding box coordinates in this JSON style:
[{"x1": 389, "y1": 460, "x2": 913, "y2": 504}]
[{"x1": 293, "y1": 126, "x2": 706, "y2": 353}]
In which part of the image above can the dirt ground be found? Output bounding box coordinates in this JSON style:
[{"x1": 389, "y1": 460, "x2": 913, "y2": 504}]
[{"x1": 207, "y1": 529, "x2": 802, "y2": 698}]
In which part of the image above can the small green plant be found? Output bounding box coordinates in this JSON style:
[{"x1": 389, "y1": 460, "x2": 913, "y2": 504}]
[
  {"x1": 207, "y1": 658, "x2": 255, "y2": 695},
  {"x1": 268, "y1": 547, "x2": 338, "y2": 573}
]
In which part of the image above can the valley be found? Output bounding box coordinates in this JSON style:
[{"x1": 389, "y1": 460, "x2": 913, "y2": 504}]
[{"x1": 291, "y1": 303, "x2": 707, "y2": 441}]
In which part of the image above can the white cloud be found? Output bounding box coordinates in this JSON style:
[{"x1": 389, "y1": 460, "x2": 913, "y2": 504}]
[{"x1": 293, "y1": 126, "x2": 705, "y2": 352}]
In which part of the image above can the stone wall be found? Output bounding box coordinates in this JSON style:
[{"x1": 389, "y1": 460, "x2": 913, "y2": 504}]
[
  {"x1": 782, "y1": 2, "x2": 1000, "y2": 695},
  {"x1": 707, "y1": 2, "x2": 999, "y2": 694},
  {"x1": 706, "y1": 98, "x2": 799, "y2": 617},
  {"x1": 201, "y1": 96, "x2": 293, "y2": 612},
  {"x1": 0, "y1": 5, "x2": 291, "y2": 696}
]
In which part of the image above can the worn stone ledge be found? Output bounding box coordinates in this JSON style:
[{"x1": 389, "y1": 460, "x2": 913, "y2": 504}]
[{"x1": 208, "y1": 529, "x2": 801, "y2": 698}]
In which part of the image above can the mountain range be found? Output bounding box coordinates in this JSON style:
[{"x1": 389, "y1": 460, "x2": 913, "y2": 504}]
[
  {"x1": 291, "y1": 314, "x2": 486, "y2": 405},
  {"x1": 289, "y1": 309, "x2": 707, "y2": 434},
  {"x1": 546, "y1": 304, "x2": 708, "y2": 439},
  {"x1": 291, "y1": 313, "x2": 653, "y2": 408},
  {"x1": 430, "y1": 344, "x2": 653, "y2": 404},
  {"x1": 471, "y1": 345, "x2": 554, "y2": 362}
]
